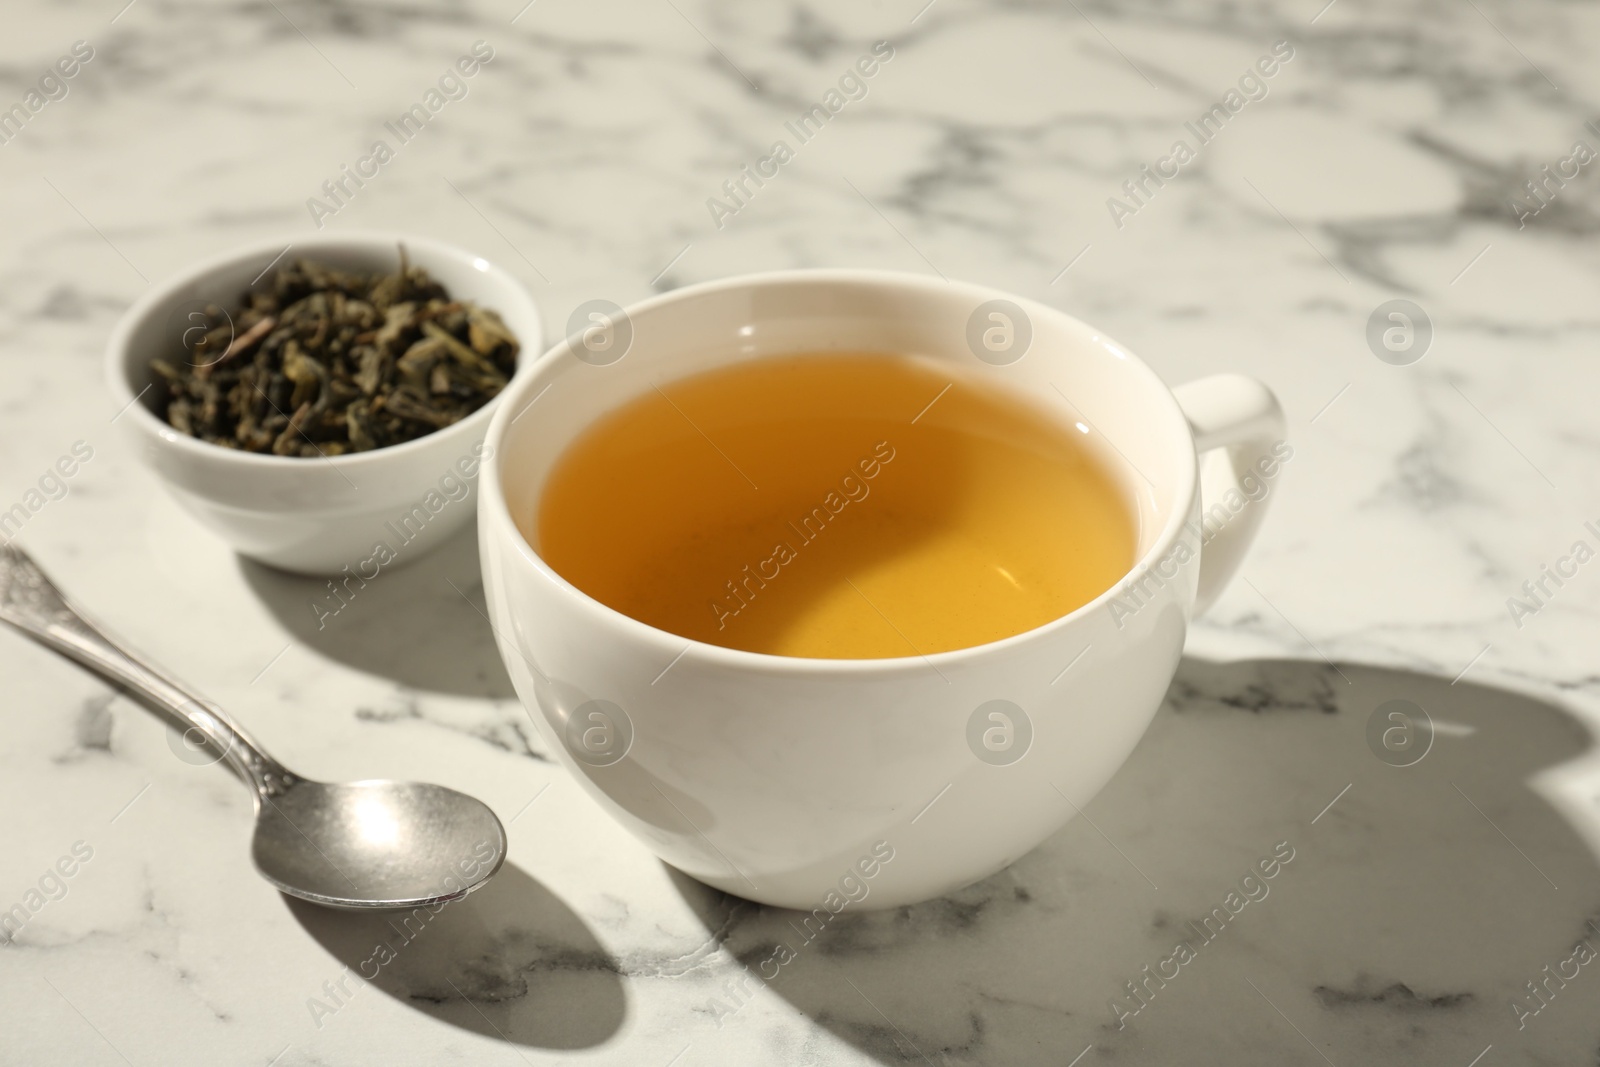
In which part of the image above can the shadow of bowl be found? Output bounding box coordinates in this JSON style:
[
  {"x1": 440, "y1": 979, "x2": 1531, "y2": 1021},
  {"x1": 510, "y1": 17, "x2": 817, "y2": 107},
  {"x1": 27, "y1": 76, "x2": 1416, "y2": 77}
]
[{"x1": 240, "y1": 519, "x2": 515, "y2": 700}]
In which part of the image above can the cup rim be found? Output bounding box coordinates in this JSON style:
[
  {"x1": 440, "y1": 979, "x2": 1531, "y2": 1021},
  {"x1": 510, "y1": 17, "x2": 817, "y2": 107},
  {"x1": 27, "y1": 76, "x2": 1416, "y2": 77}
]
[
  {"x1": 104, "y1": 229, "x2": 542, "y2": 473},
  {"x1": 481, "y1": 268, "x2": 1199, "y2": 673}
]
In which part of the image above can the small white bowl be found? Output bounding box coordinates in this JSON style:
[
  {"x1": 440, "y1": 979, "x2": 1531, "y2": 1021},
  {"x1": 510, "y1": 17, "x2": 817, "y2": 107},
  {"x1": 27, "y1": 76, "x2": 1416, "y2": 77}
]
[{"x1": 106, "y1": 232, "x2": 542, "y2": 576}]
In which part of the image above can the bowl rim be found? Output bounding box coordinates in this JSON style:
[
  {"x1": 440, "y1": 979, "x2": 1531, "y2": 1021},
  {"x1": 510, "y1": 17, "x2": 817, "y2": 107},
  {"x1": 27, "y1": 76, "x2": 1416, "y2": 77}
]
[
  {"x1": 480, "y1": 267, "x2": 1202, "y2": 674},
  {"x1": 104, "y1": 229, "x2": 543, "y2": 472}
]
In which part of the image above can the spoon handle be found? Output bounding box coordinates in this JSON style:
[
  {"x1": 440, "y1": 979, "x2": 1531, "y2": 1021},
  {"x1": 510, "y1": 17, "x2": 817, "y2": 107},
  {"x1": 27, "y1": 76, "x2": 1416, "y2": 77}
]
[{"x1": 0, "y1": 542, "x2": 294, "y2": 799}]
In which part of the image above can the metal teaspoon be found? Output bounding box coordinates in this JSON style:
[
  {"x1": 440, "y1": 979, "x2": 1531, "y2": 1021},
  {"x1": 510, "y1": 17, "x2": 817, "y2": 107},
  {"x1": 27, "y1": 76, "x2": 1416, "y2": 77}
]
[{"x1": 0, "y1": 543, "x2": 506, "y2": 910}]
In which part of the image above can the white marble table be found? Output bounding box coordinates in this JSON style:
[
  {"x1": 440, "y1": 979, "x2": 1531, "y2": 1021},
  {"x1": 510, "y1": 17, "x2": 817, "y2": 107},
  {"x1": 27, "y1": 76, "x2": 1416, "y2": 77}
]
[{"x1": 3, "y1": 0, "x2": 1600, "y2": 1063}]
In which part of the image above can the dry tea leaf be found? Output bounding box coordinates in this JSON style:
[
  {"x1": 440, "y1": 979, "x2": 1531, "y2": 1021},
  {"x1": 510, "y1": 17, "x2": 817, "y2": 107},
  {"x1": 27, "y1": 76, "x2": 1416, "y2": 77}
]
[{"x1": 154, "y1": 248, "x2": 520, "y2": 457}]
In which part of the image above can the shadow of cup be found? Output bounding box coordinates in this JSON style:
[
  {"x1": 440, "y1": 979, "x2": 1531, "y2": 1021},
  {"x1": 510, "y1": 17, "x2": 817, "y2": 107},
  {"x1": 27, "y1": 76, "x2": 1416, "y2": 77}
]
[{"x1": 671, "y1": 657, "x2": 1600, "y2": 1065}]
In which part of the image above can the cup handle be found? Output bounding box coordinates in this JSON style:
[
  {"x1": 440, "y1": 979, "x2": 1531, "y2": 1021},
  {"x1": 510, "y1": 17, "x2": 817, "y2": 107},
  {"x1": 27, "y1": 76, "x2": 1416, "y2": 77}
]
[{"x1": 1171, "y1": 374, "x2": 1288, "y2": 617}]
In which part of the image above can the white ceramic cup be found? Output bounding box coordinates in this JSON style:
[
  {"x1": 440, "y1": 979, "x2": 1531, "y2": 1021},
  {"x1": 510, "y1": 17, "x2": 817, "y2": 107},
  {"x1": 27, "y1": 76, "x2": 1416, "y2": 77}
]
[
  {"x1": 106, "y1": 232, "x2": 543, "y2": 576},
  {"x1": 479, "y1": 270, "x2": 1285, "y2": 910}
]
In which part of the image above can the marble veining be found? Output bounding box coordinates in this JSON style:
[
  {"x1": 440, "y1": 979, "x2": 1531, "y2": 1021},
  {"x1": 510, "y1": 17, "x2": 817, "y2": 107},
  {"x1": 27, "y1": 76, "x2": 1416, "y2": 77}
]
[{"x1": 3, "y1": 0, "x2": 1600, "y2": 1064}]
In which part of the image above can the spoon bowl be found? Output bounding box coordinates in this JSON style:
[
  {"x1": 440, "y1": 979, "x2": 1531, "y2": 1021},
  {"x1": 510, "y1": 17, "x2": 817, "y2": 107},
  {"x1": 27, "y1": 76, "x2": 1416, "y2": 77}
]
[{"x1": 253, "y1": 779, "x2": 507, "y2": 910}]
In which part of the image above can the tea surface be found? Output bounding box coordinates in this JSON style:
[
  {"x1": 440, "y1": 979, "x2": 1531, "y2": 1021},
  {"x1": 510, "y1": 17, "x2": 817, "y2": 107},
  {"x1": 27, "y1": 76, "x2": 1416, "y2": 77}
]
[{"x1": 534, "y1": 352, "x2": 1136, "y2": 659}]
